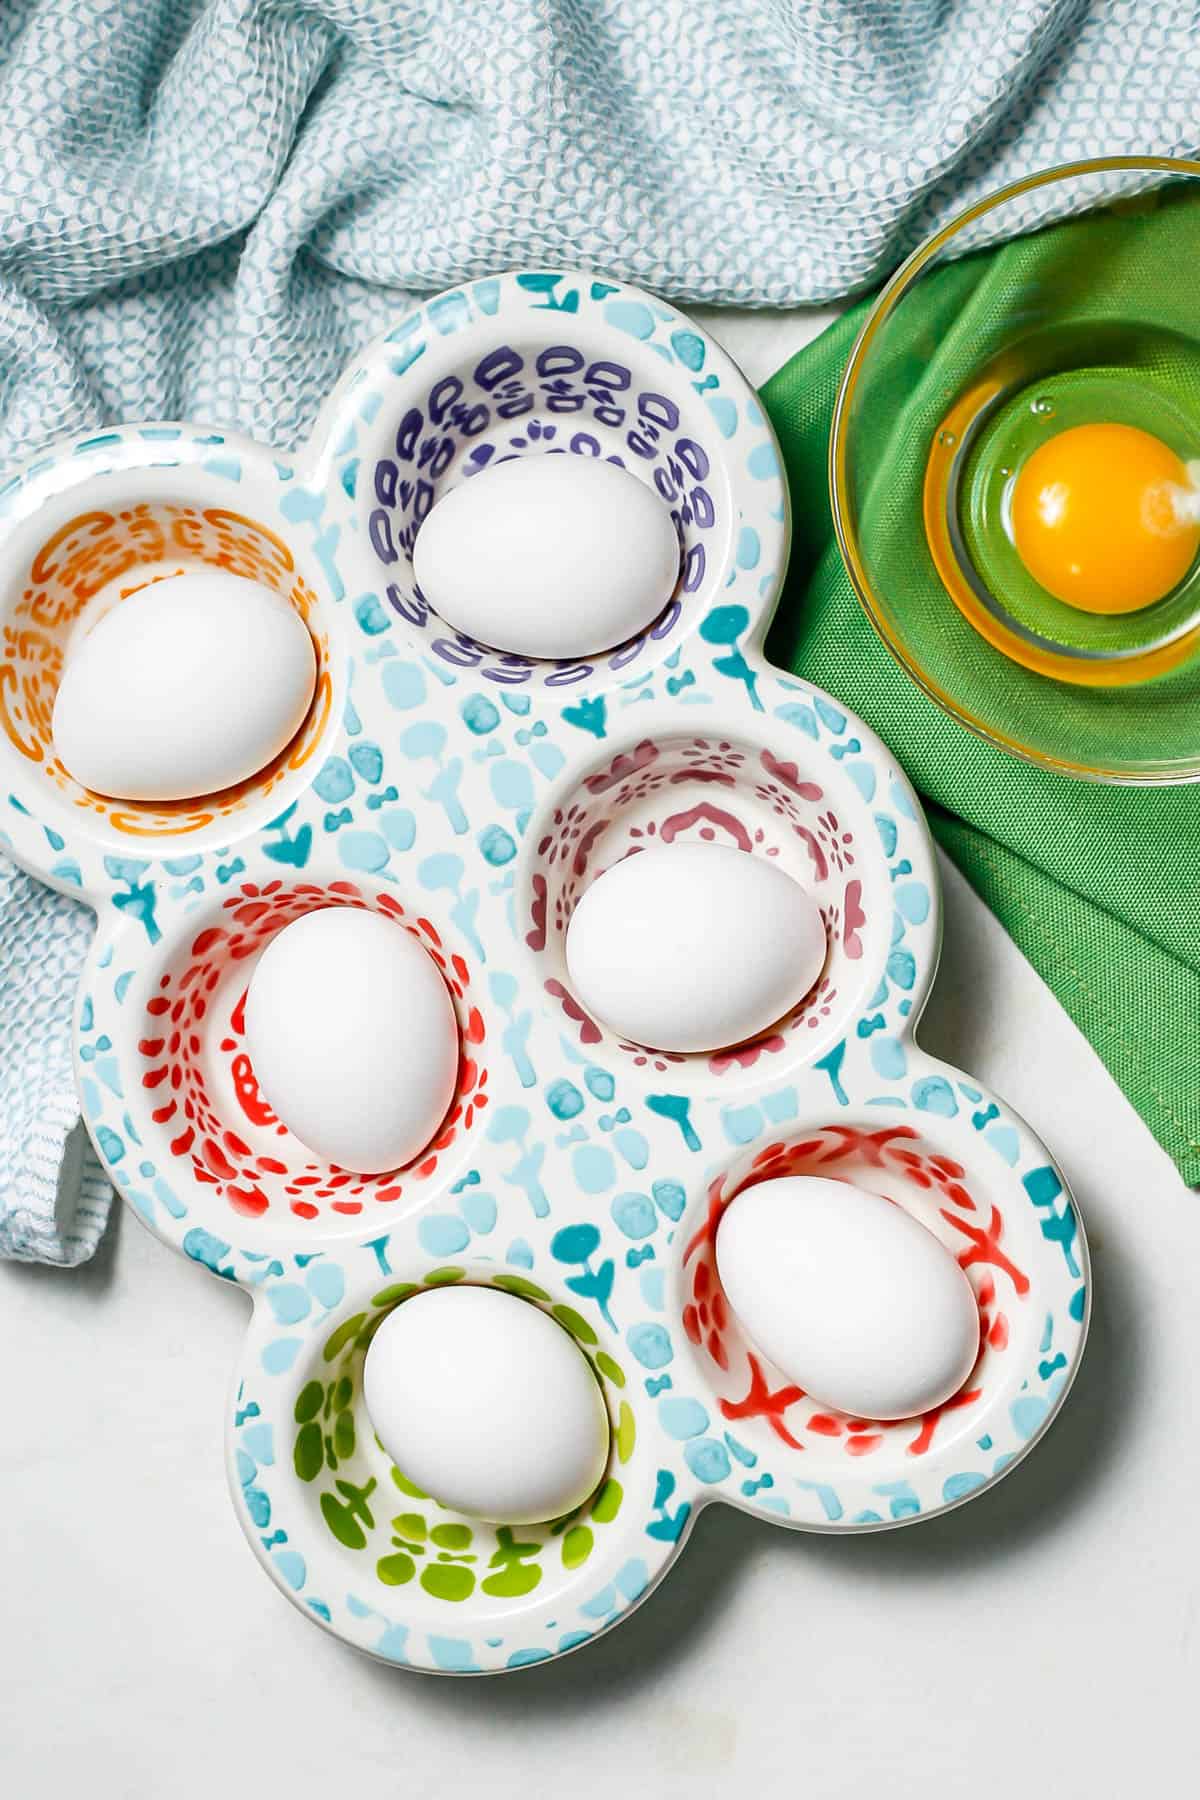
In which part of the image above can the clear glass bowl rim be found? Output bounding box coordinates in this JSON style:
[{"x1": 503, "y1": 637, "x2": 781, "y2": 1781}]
[{"x1": 829, "y1": 153, "x2": 1200, "y2": 785}]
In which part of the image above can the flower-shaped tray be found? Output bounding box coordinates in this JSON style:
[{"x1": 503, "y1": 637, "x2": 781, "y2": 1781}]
[{"x1": 0, "y1": 271, "x2": 1090, "y2": 1675}]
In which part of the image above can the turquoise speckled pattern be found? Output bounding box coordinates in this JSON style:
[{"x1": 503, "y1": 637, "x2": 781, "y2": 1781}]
[{"x1": 0, "y1": 273, "x2": 1088, "y2": 1673}]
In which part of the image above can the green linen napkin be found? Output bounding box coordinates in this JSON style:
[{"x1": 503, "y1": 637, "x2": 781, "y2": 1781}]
[{"x1": 761, "y1": 305, "x2": 1200, "y2": 1187}]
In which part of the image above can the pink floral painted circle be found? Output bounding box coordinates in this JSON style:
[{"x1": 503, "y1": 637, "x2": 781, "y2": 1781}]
[{"x1": 522, "y1": 732, "x2": 878, "y2": 1079}]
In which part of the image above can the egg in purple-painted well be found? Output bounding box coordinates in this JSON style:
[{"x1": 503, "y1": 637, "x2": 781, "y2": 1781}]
[
  {"x1": 715, "y1": 1176, "x2": 981, "y2": 1421},
  {"x1": 412, "y1": 455, "x2": 681, "y2": 659},
  {"x1": 564, "y1": 842, "x2": 826, "y2": 1053}
]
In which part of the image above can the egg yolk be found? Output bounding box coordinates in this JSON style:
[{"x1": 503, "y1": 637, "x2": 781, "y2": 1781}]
[{"x1": 1009, "y1": 422, "x2": 1199, "y2": 614}]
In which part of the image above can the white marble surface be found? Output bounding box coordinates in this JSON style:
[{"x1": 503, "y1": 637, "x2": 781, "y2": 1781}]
[{"x1": 2, "y1": 311, "x2": 1195, "y2": 1798}]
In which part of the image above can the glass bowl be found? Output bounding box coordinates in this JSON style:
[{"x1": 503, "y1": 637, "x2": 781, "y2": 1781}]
[{"x1": 830, "y1": 156, "x2": 1200, "y2": 783}]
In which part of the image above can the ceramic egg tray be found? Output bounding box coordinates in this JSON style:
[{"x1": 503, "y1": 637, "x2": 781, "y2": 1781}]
[{"x1": 0, "y1": 271, "x2": 1090, "y2": 1675}]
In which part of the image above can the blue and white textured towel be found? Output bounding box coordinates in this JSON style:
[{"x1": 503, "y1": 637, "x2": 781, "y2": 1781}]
[
  {"x1": 0, "y1": 861, "x2": 113, "y2": 1261},
  {"x1": 2, "y1": 0, "x2": 1198, "y2": 1261}
]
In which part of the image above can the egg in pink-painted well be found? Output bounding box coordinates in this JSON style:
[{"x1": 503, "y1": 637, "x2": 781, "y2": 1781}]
[{"x1": 564, "y1": 843, "x2": 827, "y2": 1054}]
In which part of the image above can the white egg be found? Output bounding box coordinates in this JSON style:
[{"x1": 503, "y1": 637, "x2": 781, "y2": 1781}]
[
  {"x1": 363, "y1": 1286, "x2": 611, "y2": 1523},
  {"x1": 715, "y1": 1177, "x2": 980, "y2": 1421},
  {"x1": 564, "y1": 843, "x2": 826, "y2": 1053},
  {"x1": 244, "y1": 907, "x2": 458, "y2": 1174},
  {"x1": 411, "y1": 455, "x2": 680, "y2": 659},
  {"x1": 52, "y1": 568, "x2": 316, "y2": 801}
]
